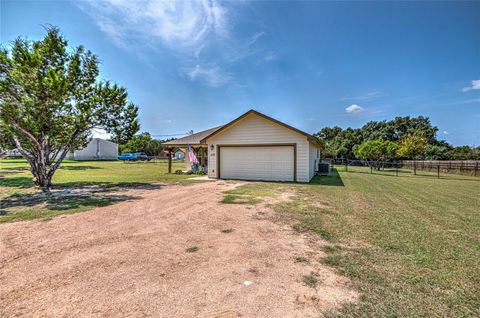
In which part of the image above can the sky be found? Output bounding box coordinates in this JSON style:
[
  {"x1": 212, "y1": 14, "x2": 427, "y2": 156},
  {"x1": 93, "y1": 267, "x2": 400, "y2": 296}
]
[{"x1": 1, "y1": 0, "x2": 479, "y2": 146}]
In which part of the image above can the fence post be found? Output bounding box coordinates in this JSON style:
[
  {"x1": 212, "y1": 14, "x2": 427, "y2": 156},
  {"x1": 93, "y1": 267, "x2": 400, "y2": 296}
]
[
  {"x1": 475, "y1": 162, "x2": 478, "y2": 177},
  {"x1": 396, "y1": 163, "x2": 398, "y2": 177},
  {"x1": 413, "y1": 160, "x2": 417, "y2": 175},
  {"x1": 345, "y1": 159, "x2": 348, "y2": 172},
  {"x1": 437, "y1": 164, "x2": 440, "y2": 179},
  {"x1": 370, "y1": 165, "x2": 373, "y2": 174}
]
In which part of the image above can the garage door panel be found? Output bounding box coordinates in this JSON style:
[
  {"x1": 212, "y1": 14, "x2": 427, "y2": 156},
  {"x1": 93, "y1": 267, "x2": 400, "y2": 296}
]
[{"x1": 219, "y1": 146, "x2": 294, "y2": 182}]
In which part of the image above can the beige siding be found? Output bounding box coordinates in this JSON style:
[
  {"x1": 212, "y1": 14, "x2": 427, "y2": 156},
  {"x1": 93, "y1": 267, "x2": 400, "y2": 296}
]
[
  {"x1": 206, "y1": 113, "x2": 311, "y2": 182},
  {"x1": 309, "y1": 142, "x2": 321, "y2": 180}
]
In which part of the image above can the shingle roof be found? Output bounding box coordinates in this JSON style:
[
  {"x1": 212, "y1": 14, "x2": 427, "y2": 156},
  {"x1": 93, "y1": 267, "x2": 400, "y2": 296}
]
[
  {"x1": 162, "y1": 109, "x2": 321, "y2": 147},
  {"x1": 163, "y1": 126, "x2": 223, "y2": 146}
]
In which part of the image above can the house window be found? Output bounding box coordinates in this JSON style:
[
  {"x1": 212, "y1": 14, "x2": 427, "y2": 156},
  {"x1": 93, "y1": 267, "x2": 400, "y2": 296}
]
[{"x1": 317, "y1": 149, "x2": 320, "y2": 158}]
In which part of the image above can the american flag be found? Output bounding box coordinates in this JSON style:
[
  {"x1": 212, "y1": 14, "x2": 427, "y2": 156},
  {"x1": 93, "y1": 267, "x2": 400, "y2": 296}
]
[{"x1": 188, "y1": 144, "x2": 199, "y2": 164}]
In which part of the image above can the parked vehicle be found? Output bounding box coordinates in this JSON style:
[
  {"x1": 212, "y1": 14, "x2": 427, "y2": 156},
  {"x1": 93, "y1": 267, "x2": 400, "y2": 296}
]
[{"x1": 117, "y1": 152, "x2": 151, "y2": 161}]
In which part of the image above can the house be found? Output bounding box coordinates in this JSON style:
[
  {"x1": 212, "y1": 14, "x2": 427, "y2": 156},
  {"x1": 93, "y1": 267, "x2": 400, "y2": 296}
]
[
  {"x1": 163, "y1": 110, "x2": 321, "y2": 182},
  {"x1": 65, "y1": 138, "x2": 118, "y2": 160},
  {"x1": 174, "y1": 150, "x2": 185, "y2": 160}
]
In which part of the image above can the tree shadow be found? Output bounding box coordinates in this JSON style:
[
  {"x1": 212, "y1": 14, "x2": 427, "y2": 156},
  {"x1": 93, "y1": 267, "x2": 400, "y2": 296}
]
[
  {"x1": 309, "y1": 168, "x2": 344, "y2": 186},
  {"x1": 0, "y1": 177, "x2": 33, "y2": 188},
  {"x1": 0, "y1": 182, "x2": 163, "y2": 221},
  {"x1": 59, "y1": 165, "x2": 104, "y2": 170},
  {"x1": 1, "y1": 166, "x2": 30, "y2": 171}
]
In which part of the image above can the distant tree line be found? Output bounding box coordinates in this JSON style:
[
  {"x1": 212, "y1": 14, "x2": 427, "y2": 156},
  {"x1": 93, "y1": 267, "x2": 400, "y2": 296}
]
[
  {"x1": 118, "y1": 132, "x2": 174, "y2": 156},
  {"x1": 315, "y1": 116, "x2": 479, "y2": 161}
]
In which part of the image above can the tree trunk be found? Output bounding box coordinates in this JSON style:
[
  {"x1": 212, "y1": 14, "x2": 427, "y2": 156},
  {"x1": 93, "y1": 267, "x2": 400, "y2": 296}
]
[{"x1": 31, "y1": 162, "x2": 52, "y2": 191}]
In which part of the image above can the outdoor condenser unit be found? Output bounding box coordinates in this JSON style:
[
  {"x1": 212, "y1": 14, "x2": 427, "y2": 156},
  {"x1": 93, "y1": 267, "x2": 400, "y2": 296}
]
[{"x1": 317, "y1": 162, "x2": 330, "y2": 175}]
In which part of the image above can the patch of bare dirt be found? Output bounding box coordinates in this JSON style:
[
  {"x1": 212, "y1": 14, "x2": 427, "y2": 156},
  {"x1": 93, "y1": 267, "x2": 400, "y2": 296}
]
[{"x1": 0, "y1": 181, "x2": 356, "y2": 318}]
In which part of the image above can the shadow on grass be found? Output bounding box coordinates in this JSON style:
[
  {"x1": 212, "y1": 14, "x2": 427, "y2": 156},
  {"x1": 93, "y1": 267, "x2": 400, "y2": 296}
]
[
  {"x1": 309, "y1": 168, "x2": 344, "y2": 186},
  {"x1": 0, "y1": 166, "x2": 30, "y2": 171},
  {"x1": 0, "y1": 176, "x2": 167, "y2": 189},
  {"x1": 0, "y1": 177, "x2": 33, "y2": 188},
  {"x1": 0, "y1": 182, "x2": 162, "y2": 222},
  {"x1": 59, "y1": 165, "x2": 104, "y2": 170}
]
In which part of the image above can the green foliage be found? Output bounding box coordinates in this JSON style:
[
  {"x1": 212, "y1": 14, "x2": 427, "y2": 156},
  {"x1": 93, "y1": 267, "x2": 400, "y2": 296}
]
[
  {"x1": 397, "y1": 135, "x2": 427, "y2": 159},
  {"x1": 424, "y1": 144, "x2": 452, "y2": 160},
  {"x1": 0, "y1": 27, "x2": 139, "y2": 189},
  {"x1": 450, "y1": 145, "x2": 480, "y2": 160},
  {"x1": 316, "y1": 116, "x2": 438, "y2": 159},
  {"x1": 354, "y1": 138, "x2": 397, "y2": 162},
  {"x1": 119, "y1": 132, "x2": 164, "y2": 156}
]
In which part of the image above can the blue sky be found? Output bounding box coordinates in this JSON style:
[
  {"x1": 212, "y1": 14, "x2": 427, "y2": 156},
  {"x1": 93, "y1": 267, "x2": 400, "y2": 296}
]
[{"x1": 1, "y1": 1, "x2": 479, "y2": 145}]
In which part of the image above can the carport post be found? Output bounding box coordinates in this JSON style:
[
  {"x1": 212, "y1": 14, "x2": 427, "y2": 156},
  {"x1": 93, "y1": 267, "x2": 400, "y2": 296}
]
[{"x1": 167, "y1": 149, "x2": 172, "y2": 173}]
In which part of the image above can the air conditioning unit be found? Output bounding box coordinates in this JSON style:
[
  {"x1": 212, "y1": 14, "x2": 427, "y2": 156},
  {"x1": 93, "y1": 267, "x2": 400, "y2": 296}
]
[{"x1": 317, "y1": 162, "x2": 330, "y2": 175}]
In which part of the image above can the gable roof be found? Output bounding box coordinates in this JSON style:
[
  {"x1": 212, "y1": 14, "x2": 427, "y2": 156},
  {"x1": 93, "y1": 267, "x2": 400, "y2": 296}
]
[
  {"x1": 163, "y1": 126, "x2": 223, "y2": 146},
  {"x1": 163, "y1": 109, "x2": 321, "y2": 147},
  {"x1": 200, "y1": 109, "x2": 321, "y2": 145}
]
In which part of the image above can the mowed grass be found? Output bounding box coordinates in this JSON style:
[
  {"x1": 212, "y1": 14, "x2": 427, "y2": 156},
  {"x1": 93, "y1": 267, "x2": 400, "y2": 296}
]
[
  {"x1": 0, "y1": 159, "x2": 190, "y2": 222},
  {"x1": 229, "y1": 166, "x2": 480, "y2": 317}
]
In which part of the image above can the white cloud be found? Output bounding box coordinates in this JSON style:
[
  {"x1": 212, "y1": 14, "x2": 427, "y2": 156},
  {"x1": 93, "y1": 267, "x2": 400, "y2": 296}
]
[
  {"x1": 76, "y1": 0, "x2": 229, "y2": 54},
  {"x1": 462, "y1": 79, "x2": 480, "y2": 92},
  {"x1": 345, "y1": 104, "x2": 365, "y2": 114},
  {"x1": 76, "y1": 0, "x2": 264, "y2": 87},
  {"x1": 182, "y1": 64, "x2": 232, "y2": 87},
  {"x1": 443, "y1": 131, "x2": 449, "y2": 135}
]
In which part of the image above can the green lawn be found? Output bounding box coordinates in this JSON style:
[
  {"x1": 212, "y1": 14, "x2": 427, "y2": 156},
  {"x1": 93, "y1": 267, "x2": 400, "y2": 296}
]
[
  {"x1": 0, "y1": 159, "x2": 190, "y2": 222},
  {"x1": 224, "y1": 166, "x2": 480, "y2": 317}
]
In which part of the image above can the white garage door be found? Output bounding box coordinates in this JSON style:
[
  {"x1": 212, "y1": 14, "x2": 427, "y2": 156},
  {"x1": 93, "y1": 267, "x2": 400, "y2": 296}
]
[{"x1": 219, "y1": 146, "x2": 295, "y2": 182}]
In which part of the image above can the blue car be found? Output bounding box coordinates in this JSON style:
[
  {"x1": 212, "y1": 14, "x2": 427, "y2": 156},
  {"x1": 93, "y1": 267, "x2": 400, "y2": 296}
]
[{"x1": 118, "y1": 152, "x2": 150, "y2": 161}]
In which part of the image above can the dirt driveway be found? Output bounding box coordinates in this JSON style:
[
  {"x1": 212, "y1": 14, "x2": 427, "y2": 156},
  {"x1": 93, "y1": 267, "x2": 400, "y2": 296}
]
[{"x1": 0, "y1": 181, "x2": 356, "y2": 317}]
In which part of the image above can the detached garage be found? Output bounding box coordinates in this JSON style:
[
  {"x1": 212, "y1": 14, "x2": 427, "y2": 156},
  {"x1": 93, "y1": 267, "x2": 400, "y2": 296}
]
[{"x1": 163, "y1": 110, "x2": 321, "y2": 182}]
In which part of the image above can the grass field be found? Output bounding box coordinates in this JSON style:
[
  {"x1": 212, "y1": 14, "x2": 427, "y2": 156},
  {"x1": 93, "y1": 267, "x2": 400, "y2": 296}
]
[
  {"x1": 0, "y1": 159, "x2": 189, "y2": 222},
  {"x1": 228, "y1": 166, "x2": 480, "y2": 317}
]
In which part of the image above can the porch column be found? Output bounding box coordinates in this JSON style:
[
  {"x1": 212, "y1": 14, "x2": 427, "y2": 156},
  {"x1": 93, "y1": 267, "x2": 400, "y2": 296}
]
[{"x1": 167, "y1": 148, "x2": 172, "y2": 173}]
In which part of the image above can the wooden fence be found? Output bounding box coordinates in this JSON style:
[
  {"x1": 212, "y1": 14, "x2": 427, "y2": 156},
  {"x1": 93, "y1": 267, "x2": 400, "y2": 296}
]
[
  {"x1": 325, "y1": 158, "x2": 480, "y2": 177},
  {"x1": 401, "y1": 160, "x2": 479, "y2": 176}
]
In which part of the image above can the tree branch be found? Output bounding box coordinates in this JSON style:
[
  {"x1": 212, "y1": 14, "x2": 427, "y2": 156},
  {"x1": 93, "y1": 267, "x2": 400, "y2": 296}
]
[
  {"x1": 10, "y1": 119, "x2": 42, "y2": 151},
  {"x1": 12, "y1": 135, "x2": 35, "y2": 166}
]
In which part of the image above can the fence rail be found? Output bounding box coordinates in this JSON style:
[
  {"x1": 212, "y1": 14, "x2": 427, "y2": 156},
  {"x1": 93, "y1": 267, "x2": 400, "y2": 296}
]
[
  {"x1": 324, "y1": 158, "x2": 480, "y2": 177},
  {"x1": 401, "y1": 160, "x2": 479, "y2": 176}
]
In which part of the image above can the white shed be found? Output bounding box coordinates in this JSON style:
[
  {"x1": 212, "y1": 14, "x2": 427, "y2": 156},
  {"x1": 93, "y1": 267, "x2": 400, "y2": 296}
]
[
  {"x1": 66, "y1": 138, "x2": 118, "y2": 160},
  {"x1": 164, "y1": 110, "x2": 321, "y2": 182}
]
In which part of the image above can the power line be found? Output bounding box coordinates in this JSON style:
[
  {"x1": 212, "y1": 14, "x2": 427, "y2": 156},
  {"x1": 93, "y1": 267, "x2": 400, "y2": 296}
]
[{"x1": 151, "y1": 133, "x2": 189, "y2": 137}]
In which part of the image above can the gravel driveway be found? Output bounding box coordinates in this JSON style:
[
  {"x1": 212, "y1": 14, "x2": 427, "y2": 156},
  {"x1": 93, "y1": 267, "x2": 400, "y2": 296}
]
[{"x1": 0, "y1": 181, "x2": 356, "y2": 317}]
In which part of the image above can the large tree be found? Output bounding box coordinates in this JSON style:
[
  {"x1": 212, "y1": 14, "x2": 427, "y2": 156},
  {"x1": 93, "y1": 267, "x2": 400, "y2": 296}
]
[
  {"x1": 315, "y1": 116, "x2": 440, "y2": 160},
  {"x1": 354, "y1": 138, "x2": 397, "y2": 169},
  {"x1": 0, "y1": 27, "x2": 139, "y2": 190},
  {"x1": 397, "y1": 135, "x2": 428, "y2": 174},
  {"x1": 119, "y1": 132, "x2": 165, "y2": 156}
]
